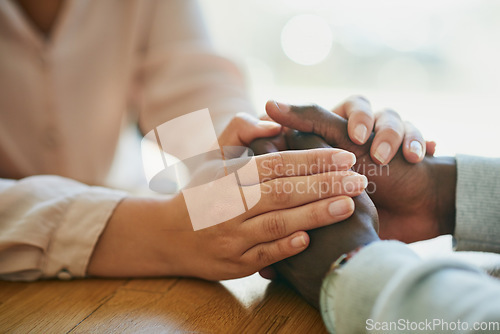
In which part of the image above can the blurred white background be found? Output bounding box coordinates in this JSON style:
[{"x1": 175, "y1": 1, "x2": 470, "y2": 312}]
[
  {"x1": 199, "y1": 0, "x2": 500, "y2": 157},
  {"x1": 109, "y1": 0, "x2": 500, "y2": 192}
]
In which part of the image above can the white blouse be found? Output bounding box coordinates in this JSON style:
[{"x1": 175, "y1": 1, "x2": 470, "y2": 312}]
[{"x1": 0, "y1": 0, "x2": 253, "y2": 280}]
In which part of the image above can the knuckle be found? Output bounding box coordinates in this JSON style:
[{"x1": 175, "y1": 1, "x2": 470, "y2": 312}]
[
  {"x1": 216, "y1": 233, "x2": 237, "y2": 257},
  {"x1": 380, "y1": 108, "x2": 402, "y2": 120},
  {"x1": 349, "y1": 94, "x2": 371, "y2": 105},
  {"x1": 380, "y1": 125, "x2": 404, "y2": 140},
  {"x1": 270, "y1": 179, "x2": 290, "y2": 204},
  {"x1": 302, "y1": 103, "x2": 334, "y2": 138},
  {"x1": 304, "y1": 103, "x2": 327, "y2": 119},
  {"x1": 305, "y1": 103, "x2": 322, "y2": 111},
  {"x1": 304, "y1": 151, "x2": 320, "y2": 174},
  {"x1": 404, "y1": 121, "x2": 415, "y2": 132},
  {"x1": 275, "y1": 241, "x2": 288, "y2": 259},
  {"x1": 347, "y1": 96, "x2": 372, "y2": 116},
  {"x1": 404, "y1": 121, "x2": 422, "y2": 137},
  {"x1": 231, "y1": 112, "x2": 252, "y2": 127},
  {"x1": 235, "y1": 112, "x2": 250, "y2": 121},
  {"x1": 307, "y1": 208, "x2": 322, "y2": 226},
  {"x1": 351, "y1": 108, "x2": 374, "y2": 122},
  {"x1": 318, "y1": 174, "x2": 332, "y2": 195},
  {"x1": 235, "y1": 111, "x2": 248, "y2": 118},
  {"x1": 266, "y1": 152, "x2": 285, "y2": 177},
  {"x1": 263, "y1": 212, "x2": 288, "y2": 239},
  {"x1": 256, "y1": 247, "x2": 272, "y2": 265},
  {"x1": 230, "y1": 114, "x2": 243, "y2": 126}
]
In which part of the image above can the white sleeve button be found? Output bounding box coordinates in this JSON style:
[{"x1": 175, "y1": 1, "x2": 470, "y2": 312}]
[{"x1": 57, "y1": 269, "x2": 72, "y2": 280}]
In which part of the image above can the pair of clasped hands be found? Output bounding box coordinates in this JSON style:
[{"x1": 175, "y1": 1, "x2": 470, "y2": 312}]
[{"x1": 167, "y1": 96, "x2": 456, "y2": 307}]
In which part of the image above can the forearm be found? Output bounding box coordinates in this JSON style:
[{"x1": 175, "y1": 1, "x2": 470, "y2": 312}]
[{"x1": 87, "y1": 195, "x2": 191, "y2": 278}]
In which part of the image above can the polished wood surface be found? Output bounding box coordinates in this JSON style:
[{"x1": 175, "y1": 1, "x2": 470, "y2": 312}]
[{"x1": 0, "y1": 274, "x2": 326, "y2": 333}]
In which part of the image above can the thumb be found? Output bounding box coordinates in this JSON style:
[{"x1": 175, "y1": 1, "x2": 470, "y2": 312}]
[
  {"x1": 266, "y1": 100, "x2": 364, "y2": 155},
  {"x1": 218, "y1": 112, "x2": 282, "y2": 147}
]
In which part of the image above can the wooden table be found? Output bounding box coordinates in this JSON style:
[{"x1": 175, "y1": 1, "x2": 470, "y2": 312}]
[
  {"x1": 2, "y1": 237, "x2": 500, "y2": 333},
  {"x1": 0, "y1": 273, "x2": 326, "y2": 333}
]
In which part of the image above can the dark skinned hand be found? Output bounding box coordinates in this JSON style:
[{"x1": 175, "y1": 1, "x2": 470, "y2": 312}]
[
  {"x1": 252, "y1": 130, "x2": 380, "y2": 308},
  {"x1": 272, "y1": 191, "x2": 380, "y2": 308},
  {"x1": 253, "y1": 100, "x2": 456, "y2": 244},
  {"x1": 250, "y1": 99, "x2": 457, "y2": 304}
]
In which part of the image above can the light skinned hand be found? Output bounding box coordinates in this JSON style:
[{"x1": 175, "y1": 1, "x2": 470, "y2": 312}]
[
  {"x1": 88, "y1": 113, "x2": 369, "y2": 280},
  {"x1": 328, "y1": 96, "x2": 431, "y2": 164}
]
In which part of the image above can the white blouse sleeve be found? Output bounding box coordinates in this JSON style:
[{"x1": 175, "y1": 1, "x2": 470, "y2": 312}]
[
  {"x1": 0, "y1": 175, "x2": 125, "y2": 281},
  {"x1": 135, "y1": 0, "x2": 256, "y2": 136}
]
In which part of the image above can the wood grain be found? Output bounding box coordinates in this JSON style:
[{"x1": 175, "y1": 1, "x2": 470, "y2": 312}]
[
  {"x1": 0, "y1": 274, "x2": 326, "y2": 333},
  {"x1": 0, "y1": 279, "x2": 127, "y2": 333}
]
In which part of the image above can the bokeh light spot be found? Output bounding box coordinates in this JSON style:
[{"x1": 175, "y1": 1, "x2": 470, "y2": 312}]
[{"x1": 281, "y1": 14, "x2": 333, "y2": 66}]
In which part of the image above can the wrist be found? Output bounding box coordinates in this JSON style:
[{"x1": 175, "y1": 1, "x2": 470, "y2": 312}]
[
  {"x1": 88, "y1": 196, "x2": 183, "y2": 277},
  {"x1": 155, "y1": 194, "x2": 197, "y2": 277},
  {"x1": 333, "y1": 194, "x2": 380, "y2": 258},
  {"x1": 335, "y1": 234, "x2": 380, "y2": 261},
  {"x1": 430, "y1": 156, "x2": 457, "y2": 236},
  {"x1": 328, "y1": 245, "x2": 367, "y2": 274}
]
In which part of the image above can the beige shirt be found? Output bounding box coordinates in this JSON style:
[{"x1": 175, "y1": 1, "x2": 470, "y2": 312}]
[{"x1": 0, "y1": 0, "x2": 253, "y2": 280}]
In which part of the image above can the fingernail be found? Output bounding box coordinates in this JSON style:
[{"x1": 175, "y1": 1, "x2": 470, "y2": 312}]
[
  {"x1": 374, "y1": 141, "x2": 391, "y2": 165},
  {"x1": 354, "y1": 124, "x2": 368, "y2": 143},
  {"x1": 342, "y1": 174, "x2": 368, "y2": 192},
  {"x1": 257, "y1": 120, "x2": 281, "y2": 130},
  {"x1": 291, "y1": 235, "x2": 307, "y2": 248},
  {"x1": 328, "y1": 198, "x2": 354, "y2": 217},
  {"x1": 409, "y1": 140, "x2": 423, "y2": 159},
  {"x1": 332, "y1": 151, "x2": 356, "y2": 168},
  {"x1": 274, "y1": 101, "x2": 290, "y2": 113}
]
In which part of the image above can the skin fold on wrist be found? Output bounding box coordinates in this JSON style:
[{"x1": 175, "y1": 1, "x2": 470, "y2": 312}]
[{"x1": 430, "y1": 156, "x2": 457, "y2": 236}]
